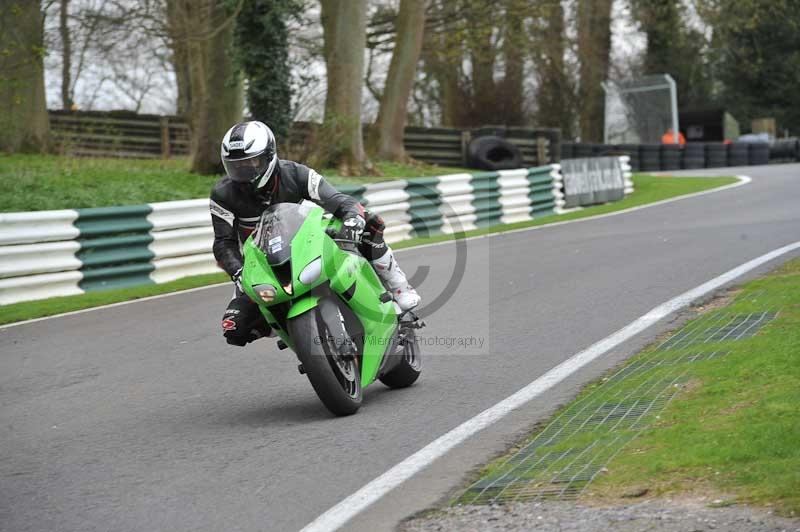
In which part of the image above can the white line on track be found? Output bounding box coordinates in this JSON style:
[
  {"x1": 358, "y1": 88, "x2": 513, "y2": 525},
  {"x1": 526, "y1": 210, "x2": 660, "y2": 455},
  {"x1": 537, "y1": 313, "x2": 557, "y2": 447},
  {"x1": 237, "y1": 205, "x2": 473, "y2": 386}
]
[
  {"x1": 300, "y1": 238, "x2": 800, "y2": 532},
  {"x1": 0, "y1": 175, "x2": 751, "y2": 330}
]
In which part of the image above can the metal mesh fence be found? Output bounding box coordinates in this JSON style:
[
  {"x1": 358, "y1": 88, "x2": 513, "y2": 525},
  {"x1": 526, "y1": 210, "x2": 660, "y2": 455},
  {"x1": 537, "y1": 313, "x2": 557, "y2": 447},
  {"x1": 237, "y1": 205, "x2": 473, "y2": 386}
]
[
  {"x1": 455, "y1": 307, "x2": 777, "y2": 506},
  {"x1": 603, "y1": 75, "x2": 677, "y2": 144}
]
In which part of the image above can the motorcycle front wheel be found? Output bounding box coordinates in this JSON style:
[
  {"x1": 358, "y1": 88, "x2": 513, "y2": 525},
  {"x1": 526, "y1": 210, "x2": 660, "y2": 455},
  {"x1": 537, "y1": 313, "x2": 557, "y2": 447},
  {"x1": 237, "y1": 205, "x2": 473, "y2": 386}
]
[{"x1": 288, "y1": 299, "x2": 362, "y2": 416}]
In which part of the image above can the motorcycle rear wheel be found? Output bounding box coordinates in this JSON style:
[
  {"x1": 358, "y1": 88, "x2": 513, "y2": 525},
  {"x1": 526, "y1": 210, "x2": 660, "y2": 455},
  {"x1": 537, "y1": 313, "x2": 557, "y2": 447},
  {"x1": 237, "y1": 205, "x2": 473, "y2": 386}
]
[{"x1": 289, "y1": 302, "x2": 362, "y2": 416}]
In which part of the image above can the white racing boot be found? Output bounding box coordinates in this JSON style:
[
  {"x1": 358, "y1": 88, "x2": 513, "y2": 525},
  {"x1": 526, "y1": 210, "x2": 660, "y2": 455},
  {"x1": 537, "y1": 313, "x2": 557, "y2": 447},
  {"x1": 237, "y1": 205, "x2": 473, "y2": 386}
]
[{"x1": 370, "y1": 248, "x2": 421, "y2": 311}]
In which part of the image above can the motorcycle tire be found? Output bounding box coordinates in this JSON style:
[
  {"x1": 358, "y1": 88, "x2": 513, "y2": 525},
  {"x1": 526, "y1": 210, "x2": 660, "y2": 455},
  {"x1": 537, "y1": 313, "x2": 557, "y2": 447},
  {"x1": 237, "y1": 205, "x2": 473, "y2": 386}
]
[
  {"x1": 379, "y1": 328, "x2": 422, "y2": 389},
  {"x1": 289, "y1": 301, "x2": 362, "y2": 416}
]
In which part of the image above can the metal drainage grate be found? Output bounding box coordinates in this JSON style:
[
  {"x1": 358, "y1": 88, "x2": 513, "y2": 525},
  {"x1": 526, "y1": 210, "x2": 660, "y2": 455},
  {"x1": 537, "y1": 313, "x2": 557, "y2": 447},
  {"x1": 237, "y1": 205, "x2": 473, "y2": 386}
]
[
  {"x1": 455, "y1": 309, "x2": 778, "y2": 506},
  {"x1": 456, "y1": 369, "x2": 687, "y2": 505},
  {"x1": 657, "y1": 311, "x2": 777, "y2": 351}
]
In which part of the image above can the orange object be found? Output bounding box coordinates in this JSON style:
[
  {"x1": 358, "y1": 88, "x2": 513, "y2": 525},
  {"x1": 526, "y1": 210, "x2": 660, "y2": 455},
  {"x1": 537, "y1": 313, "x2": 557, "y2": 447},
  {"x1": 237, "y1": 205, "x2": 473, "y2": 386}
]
[{"x1": 661, "y1": 129, "x2": 686, "y2": 145}]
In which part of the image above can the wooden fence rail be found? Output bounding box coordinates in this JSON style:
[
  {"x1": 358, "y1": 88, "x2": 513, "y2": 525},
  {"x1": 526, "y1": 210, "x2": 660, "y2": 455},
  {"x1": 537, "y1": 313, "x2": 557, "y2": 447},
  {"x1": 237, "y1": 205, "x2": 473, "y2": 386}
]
[{"x1": 48, "y1": 110, "x2": 561, "y2": 166}]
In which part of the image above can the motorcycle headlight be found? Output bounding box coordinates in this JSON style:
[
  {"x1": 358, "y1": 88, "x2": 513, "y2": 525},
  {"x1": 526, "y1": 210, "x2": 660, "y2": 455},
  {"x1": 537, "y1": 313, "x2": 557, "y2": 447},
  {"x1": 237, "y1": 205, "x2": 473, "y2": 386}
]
[
  {"x1": 298, "y1": 257, "x2": 322, "y2": 285},
  {"x1": 252, "y1": 284, "x2": 277, "y2": 303}
]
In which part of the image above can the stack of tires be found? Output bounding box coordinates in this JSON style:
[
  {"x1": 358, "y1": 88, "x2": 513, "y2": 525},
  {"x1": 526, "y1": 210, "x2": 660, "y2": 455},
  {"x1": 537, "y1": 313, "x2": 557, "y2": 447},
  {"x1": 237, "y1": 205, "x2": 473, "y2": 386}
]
[
  {"x1": 727, "y1": 143, "x2": 749, "y2": 166},
  {"x1": 682, "y1": 143, "x2": 706, "y2": 169},
  {"x1": 748, "y1": 143, "x2": 770, "y2": 165},
  {"x1": 706, "y1": 143, "x2": 728, "y2": 168},
  {"x1": 769, "y1": 140, "x2": 795, "y2": 162},
  {"x1": 661, "y1": 144, "x2": 682, "y2": 170},
  {"x1": 640, "y1": 144, "x2": 661, "y2": 171},
  {"x1": 573, "y1": 143, "x2": 593, "y2": 158}
]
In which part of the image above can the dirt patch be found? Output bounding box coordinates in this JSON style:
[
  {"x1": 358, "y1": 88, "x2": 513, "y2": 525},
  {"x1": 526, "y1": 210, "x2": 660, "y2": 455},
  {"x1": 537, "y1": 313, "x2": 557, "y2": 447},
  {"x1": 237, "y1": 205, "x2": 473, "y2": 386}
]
[{"x1": 401, "y1": 499, "x2": 800, "y2": 532}]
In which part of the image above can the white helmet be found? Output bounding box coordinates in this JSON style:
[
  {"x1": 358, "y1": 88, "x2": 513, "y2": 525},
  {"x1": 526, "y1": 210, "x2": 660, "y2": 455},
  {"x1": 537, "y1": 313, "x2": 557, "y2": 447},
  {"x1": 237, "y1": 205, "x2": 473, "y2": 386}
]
[{"x1": 220, "y1": 121, "x2": 278, "y2": 189}]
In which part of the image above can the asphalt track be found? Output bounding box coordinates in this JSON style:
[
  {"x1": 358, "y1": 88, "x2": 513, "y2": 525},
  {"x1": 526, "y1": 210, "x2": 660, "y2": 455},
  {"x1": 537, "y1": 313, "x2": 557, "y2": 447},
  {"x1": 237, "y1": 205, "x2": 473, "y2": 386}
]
[{"x1": 2, "y1": 164, "x2": 799, "y2": 532}]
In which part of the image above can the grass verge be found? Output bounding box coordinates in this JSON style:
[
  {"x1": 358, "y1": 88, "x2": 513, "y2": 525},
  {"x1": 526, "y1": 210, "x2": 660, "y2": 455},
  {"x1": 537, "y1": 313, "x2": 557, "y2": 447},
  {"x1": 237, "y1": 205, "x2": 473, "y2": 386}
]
[
  {"x1": 0, "y1": 154, "x2": 469, "y2": 212},
  {"x1": 588, "y1": 258, "x2": 800, "y2": 515},
  {"x1": 456, "y1": 257, "x2": 800, "y2": 516},
  {"x1": 0, "y1": 174, "x2": 737, "y2": 325},
  {"x1": 0, "y1": 273, "x2": 228, "y2": 326}
]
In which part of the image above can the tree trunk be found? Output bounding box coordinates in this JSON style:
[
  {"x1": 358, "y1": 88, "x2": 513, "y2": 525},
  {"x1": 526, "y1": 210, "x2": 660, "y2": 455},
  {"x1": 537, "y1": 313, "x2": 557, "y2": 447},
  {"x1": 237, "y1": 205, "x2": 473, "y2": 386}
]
[
  {"x1": 168, "y1": 0, "x2": 242, "y2": 174},
  {"x1": 0, "y1": 2, "x2": 50, "y2": 153},
  {"x1": 468, "y1": 1, "x2": 496, "y2": 126},
  {"x1": 422, "y1": 0, "x2": 467, "y2": 127},
  {"x1": 60, "y1": 0, "x2": 73, "y2": 110},
  {"x1": 576, "y1": 0, "x2": 613, "y2": 142},
  {"x1": 498, "y1": 0, "x2": 525, "y2": 126},
  {"x1": 166, "y1": 0, "x2": 192, "y2": 117},
  {"x1": 534, "y1": 0, "x2": 574, "y2": 137},
  {"x1": 372, "y1": 0, "x2": 426, "y2": 161},
  {"x1": 317, "y1": 0, "x2": 370, "y2": 174}
]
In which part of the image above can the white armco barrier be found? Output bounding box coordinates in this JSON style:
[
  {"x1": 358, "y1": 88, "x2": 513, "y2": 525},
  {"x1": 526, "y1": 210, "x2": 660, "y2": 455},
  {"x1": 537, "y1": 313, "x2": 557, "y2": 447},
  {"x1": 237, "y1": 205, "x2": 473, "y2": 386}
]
[
  {"x1": 0, "y1": 209, "x2": 80, "y2": 245},
  {"x1": 437, "y1": 173, "x2": 477, "y2": 234},
  {"x1": 147, "y1": 199, "x2": 211, "y2": 231},
  {"x1": 498, "y1": 168, "x2": 533, "y2": 224},
  {"x1": 148, "y1": 226, "x2": 214, "y2": 260},
  {"x1": 149, "y1": 253, "x2": 219, "y2": 284},
  {"x1": 619, "y1": 155, "x2": 634, "y2": 194},
  {"x1": 0, "y1": 270, "x2": 83, "y2": 305},
  {"x1": 361, "y1": 181, "x2": 413, "y2": 243},
  {"x1": 0, "y1": 240, "x2": 82, "y2": 279}
]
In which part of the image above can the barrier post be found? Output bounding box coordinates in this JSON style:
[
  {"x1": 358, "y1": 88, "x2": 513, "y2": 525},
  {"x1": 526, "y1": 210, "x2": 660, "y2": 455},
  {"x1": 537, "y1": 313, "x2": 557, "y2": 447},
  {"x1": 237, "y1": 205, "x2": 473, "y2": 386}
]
[
  {"x1": 160, "y1": 117, "x2": 171, "y2": 159},
  {"x1": 460, "y1": 130, "x2": 471, "y2": 166}
]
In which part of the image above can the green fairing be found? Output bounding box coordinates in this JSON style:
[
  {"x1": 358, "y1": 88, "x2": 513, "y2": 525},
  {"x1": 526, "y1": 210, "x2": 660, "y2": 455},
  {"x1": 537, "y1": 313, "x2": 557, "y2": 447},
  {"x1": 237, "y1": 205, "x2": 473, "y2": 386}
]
[{"x1": 241, "y1": 206, "x2": 397, "y2": 388}]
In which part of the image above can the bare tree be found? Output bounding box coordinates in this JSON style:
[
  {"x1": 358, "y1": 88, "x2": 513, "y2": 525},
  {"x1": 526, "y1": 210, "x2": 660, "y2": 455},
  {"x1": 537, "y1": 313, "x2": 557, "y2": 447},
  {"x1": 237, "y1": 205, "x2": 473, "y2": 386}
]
[
  {"x1": 371, "y1": 0, "x2": 426, "y2": 161},
  {"x1": 59, "y1": 0, "x2": 73, "y2": 110},
  {"x1": 0, "y1": 1, "x2": 50, "y2": 152},
  {"x1": 316, "y1": 0, "x2": 370, "y2": 174},
  {"x1": 576, "y1": 0, "x2": 613, "y2": 142}
]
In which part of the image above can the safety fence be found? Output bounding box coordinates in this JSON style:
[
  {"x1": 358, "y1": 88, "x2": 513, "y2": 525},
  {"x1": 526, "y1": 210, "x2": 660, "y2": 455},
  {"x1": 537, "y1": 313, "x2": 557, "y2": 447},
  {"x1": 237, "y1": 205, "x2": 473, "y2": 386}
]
[{"x1": 0, "y1": 159, "x2": 634, "y2": 306}]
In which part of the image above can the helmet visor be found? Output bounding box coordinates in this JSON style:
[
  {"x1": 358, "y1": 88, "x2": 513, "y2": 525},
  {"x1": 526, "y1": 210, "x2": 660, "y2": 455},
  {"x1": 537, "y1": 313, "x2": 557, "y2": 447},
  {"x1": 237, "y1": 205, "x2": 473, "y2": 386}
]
[{"x1": 223, "y1": 153, "x2": 271, "y2": 184}]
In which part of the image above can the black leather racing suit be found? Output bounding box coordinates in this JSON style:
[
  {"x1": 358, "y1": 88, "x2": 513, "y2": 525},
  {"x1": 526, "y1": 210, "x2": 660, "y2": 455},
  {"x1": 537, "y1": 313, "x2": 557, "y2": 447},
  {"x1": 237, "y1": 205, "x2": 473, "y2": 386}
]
[{"x1": 210, "y1": 159, "x2": 387, "y2": 346}]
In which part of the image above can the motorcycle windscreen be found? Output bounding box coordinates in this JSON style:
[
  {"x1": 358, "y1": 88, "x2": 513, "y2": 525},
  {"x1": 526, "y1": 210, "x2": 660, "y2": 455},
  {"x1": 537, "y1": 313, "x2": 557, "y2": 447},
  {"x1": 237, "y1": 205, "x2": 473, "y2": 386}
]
[{"x1": 253, "y1": 202, "x2": 315, "y2": 266}]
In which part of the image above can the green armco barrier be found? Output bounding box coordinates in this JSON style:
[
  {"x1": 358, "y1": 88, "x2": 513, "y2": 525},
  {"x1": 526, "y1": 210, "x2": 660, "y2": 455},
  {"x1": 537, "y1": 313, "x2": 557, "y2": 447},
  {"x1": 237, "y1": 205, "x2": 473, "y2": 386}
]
[
  {"x1": 405, "y1": 178, "x2": 443, "y2": 237},
  {"x1": 471, "y1": 171, "x2": 503, "y2": 228},
  {"x1": 75, "y1": 205, "x2": 153, "y2": 237},
  {"x1": 74, "y1": 205, "x2": 155, "y2": 292}
]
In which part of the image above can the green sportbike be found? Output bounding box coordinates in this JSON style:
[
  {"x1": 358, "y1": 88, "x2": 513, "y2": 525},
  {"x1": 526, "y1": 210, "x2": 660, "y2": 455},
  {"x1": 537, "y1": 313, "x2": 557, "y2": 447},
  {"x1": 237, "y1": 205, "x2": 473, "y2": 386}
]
[{"x1": 240, "y1": 202, "x2": 424, "y2": 416}]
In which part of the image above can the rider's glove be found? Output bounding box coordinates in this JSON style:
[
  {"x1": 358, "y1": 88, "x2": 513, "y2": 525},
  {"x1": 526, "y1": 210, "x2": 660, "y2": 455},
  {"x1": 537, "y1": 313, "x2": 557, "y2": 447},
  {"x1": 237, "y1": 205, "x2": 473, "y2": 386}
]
[
  {"x1": 339, "y1": 215, "x2": 366, "y2": 242},
  {"x1": 232, "y1": 267, "x2": 244, "y2": 293}
]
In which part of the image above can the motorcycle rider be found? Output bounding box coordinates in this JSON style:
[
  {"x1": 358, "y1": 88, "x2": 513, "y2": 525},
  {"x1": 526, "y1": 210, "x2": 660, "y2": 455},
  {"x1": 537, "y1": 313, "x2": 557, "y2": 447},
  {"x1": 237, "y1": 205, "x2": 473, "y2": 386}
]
[{"x1": 210, "y1": 120, "x2": 421, "y2": 347}]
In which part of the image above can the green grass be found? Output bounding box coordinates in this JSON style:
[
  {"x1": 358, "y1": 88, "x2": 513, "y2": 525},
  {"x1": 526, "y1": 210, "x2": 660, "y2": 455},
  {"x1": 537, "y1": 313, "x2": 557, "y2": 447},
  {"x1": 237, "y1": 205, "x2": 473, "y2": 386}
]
[
  {"x1": 0, "y1": 173, "x2": 737, "y2": 325},
  {"x1": 0, "y1": 154, "x2": 469, "y2": 212},
  {"x1": 588, "y1": 259, "x2": 800, "y2": 515},
  {"x1": 0, "y1": 272, "x2": 229, "y2": 325},
  {"x1": 457, "y1": 258, "x2": 800, "y2": 515}
]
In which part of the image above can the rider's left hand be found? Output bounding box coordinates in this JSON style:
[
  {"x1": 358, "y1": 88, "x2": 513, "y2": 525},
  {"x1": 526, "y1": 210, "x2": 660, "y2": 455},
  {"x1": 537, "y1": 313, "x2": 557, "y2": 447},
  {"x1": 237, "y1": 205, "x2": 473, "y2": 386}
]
[{"x1": 340, "y1": 215, "x2": 366, "y2": 242}]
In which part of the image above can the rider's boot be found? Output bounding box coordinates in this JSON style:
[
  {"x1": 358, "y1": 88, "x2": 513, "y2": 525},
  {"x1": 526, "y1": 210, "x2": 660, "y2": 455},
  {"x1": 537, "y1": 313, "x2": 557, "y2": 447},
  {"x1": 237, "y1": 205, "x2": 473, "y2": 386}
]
[{"x1": 370, "y1": 247, "x2": 421, "y2": 311}]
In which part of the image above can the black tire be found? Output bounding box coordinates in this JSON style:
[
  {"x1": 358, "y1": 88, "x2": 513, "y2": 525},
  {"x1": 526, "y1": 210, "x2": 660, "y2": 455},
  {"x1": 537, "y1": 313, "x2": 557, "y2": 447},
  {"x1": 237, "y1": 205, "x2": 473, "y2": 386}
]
[
  {"x1": 466, "y1": 135, "x2": 524, "y2": 170},
  {"x1": 661, "y1": 144, "x2": 682, "y2": 170},
  {"x1": 749, "y1": 143, "x2": 769, "y2": 165},
  {"x1": 289, "y1": 302, "x2": 362, "y2": 416},
  {"x1": 706, "y1": 143, "x2": 727, "y2": 168},
  {"x1": 379, "y1": 328, "x2": 422, "y2": 389},
  {"x1": 728, "y1": 143, "x2": 749, "y2": 166}
]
